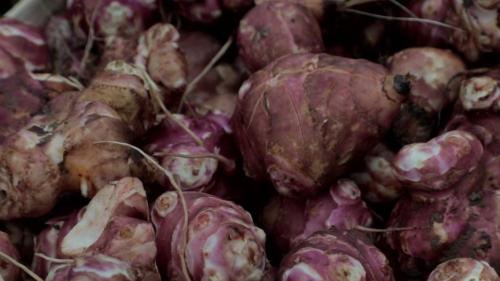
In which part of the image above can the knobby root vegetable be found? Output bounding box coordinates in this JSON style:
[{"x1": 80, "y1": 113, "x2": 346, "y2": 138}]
[
  {"x1": 278, "y1": 229, "x2": 395, "y2": 281},
  {"x1": 45, "y1": 254, "x2": 138, "y2": 281},
  {"x1": 349, "y1": 144, "x2": 403, "y2": 203},
  {"x1": 35, "y1": 177, "x2": 160, "y2": 280},
  {"x1": 458, "y1": 69, "x2": 499, "y2": 112},
  {"x1": 177, "y1": 0, "x2": 253, "y2": 23},
  {"x1": 32, "y1": 218, "x2": 66, "y2": 278},
  {"x1": 66, "y1": 0, "x2": 159, "y2": 39},
  {"x1": 237, "y1": 1, "x2": 324, "y2": 71},
  {"x1": 427, "y1": 258, "x2": 499, "y2": 281},
  {"x1": 144, "y1": 113, "x2": 236, "y2": 193},
  {"x1": 152, "y1": 191, "x2": 274, "y2": 281},
  {"x1": 233, "y1": 53, "x2": 404, "y2": 197},
  {"x1": 403, "y1": 0, "x2": 500, "y2": 61},
  {"x1": 0, "y1": 231, "x2": 21, "y2": 281},
  {"x1": 0, "y1": 98, "x2": 134, "y2": 219},
  {"x1": 262, "y1": 179, "x2": 373, "y2": 254},
  {"x1": 387, "y1": 47, "x2": 466, "y2": 146}
]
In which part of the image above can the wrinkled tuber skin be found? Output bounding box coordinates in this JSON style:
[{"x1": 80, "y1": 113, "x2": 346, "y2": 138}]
[
  {"x1": 66, "y1": 0, "x2": 159, "y2": 39},
  {"x1": 387, "y1": 47, "x2": 466, "y2": 145},
  {"x1": 32, "y1": 218, "x2": 66, "y2": 278},
  {"x1": 0, "y1": 99, "x2": 134, "y2": 219},
  {"x1": 262, "y1": 179, "x2": 373, "y2": 254},
  {"x1": 404, "y1": 0, "x2": 500, "y2": 61},
  {"x1": 233, "y1": 53, "x2": 404, "y2": 197},
  {"x1": 80, "y1": 61, "x2": 157, "y2": 134},
  {"x1": 237, "y1": 2, "x2": 324, "y2": 71},
  {"x1": 0, "y1": 231, "x2": 21, "y2": 281},
  {"x1": 0, "y1": 18, "x2": 50, "y2": 72},
  {"x1": 393, "y1": 130, "x2": 484, "y2": 194},
  {"x1": 387, "y1": 146, "x2": 500, "y2": 274},
  {"x1": 152, "y1": 191, "x2": 273, "y2": 281},
  {"x1": 177, "y1": 0, "x2": 253, "y2": 23},
  {"x1": 46, "y1": 254, "x2": 137, "y2": 281},
  {"x1": 279, "y1": 229, "x2": 395, "y2": 281},
  {"x1": 36, "y1": 178, "x2": 160, "y2": 280},
  {"x1": 350, "y1": 144, "x2": 403, "y2": 203},
  {"x1": 145, "y1": 113, "x2": 236, "y2": 193},
  {"x1": 427, "y1": 258, "x2": 499, "y2": 281}
]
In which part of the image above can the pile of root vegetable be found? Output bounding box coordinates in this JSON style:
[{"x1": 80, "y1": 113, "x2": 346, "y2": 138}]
[{"x1": 0, "y1": 0, "x2": 499, "y2": 280}]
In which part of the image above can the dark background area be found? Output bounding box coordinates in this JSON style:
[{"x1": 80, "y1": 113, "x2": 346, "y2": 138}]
[{"x1": 1, "y1": 0, "x2": 17, "y2": 15}]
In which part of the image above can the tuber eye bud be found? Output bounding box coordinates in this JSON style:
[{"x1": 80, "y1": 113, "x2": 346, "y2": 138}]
[{"x1": 393, "y1": 74, "x2": 412, "y2": 96}]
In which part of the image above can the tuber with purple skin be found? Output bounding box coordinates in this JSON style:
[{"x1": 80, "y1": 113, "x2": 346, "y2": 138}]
[
  {"x1": 0, "y1": 231, "x2": 21, "y2": 281},
  {"x1": 427, "y1": 258, "x2": 499, "y2": 281},
  {"x1": 176, "y1": 0, "x2": 253, "y2": 23},
  {"x1": 237, "y1": 1, "x2": 324, "y2": 71},
  {"x1": 145, "y1": 113, "x2": 236, "y2": 193},
  {"x1": 66, "y1": 0, "x2": 159, "y2": 40},
  {"x1": 387, "y1": 47, "x2": 466, "y2": 146},
  {"x1": 349, "y1": 144, "x2": 403, "y2": 203},
  {"x1": 278, "y1": 229, "x2": 395, "y2": 281},
  {"x1": 262, "y1": 179, "x2": 373, "y2": 254},
  {"x1": 152, "y1": 191, "x2": 273, "y2": 281},
  {"x1": 34, "y1": 177, "x2": 160, "y2": 280},
  {"x1": 233, "y1": 53, "x2": 404, "y2": 197}
]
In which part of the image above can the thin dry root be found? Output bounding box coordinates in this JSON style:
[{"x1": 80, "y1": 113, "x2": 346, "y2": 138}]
[
  {"x1": 178, "y1": 36, "x2": 233, "y2": 112},
  {"x1": 0, "y1": 250, "x2": 44, "y2": 281},
  {"x1": 35, "y1": 253, "x2": 74, "y2": 264},
  {"x1": 341, "y1": 8, "x2": 465, "y2": 32},
  {"x1": 80, "y1": 0, "x2": 102, "y2": 70},
  {"x1": 353, "y1": 225, "x2": 427, "y2": 233},
  {"x1": 94, "y1": 141, "x2": 192, "y2": 281}
]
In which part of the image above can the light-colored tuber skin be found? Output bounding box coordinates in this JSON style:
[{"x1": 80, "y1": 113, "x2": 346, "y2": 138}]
[
  {"x1": 0, "y1": 231, "x2": 21, "y2": 281},
  {"x1": 0, "y1": 98, "x2": 135, "y2": 219},
  {"x1": 237, "y1": 1, "x2": 324, "y2": 71},
  {"x1": 145, "y1": 113, "x2": 236, "y2": 193},
  {"x1": 66, "y1": 0, "x2": 159, "y2": 40},
  {"x1": 45, "y1": 254, "x2": 137, "y2": 281},
  {"x1": 393, "y1": 130, "x2": 484, "y2": 194},
  {"x1": 403, "y1": 0, "x2": 500, "y2": 61},
  {"x1": 350, "y1": 144, "x2": 403, "y2": 203},
  {"x1": 35, "y1": 177, "x2": 160, "y2": 280},
  {"x1": 387, "y1": 47, "x2": 466, "y2": 145},
  {"x1": 0, "y1": 18, "x2": 50, "y2": 72},
  {"x1": 152, "y1": 191, "x2": 273, "y2": 281},
  {"x1": 233, "y1": 53, "x2": 404, "y2": 197},
  {"x1": 459, "y1": 70, "x2": 500, "y2": 112},
  {"x1": 427, "y1": 258, "x2": 499, "y2": 281},
  {"x1": 177, "y1": 0, "x2": 253, "y2": 23},
  {"x1": 262, "y1": 179, "x2": 373, "y2": 254},
  {"x1": 278, "y1": 229, "x2": 395, "y2": 281}
]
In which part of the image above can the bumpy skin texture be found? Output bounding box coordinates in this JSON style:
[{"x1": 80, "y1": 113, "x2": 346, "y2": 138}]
[
  {"x1": 237, "y1": 2, "x2": 324, "y2": 71},
  {"x1": 262, "y1": 179, "x2": 373, "y2": 254},
  {"x1": 177, "y1": 0, "x2": 253, "y2": 23},
  {"x1": 0, "y1": 231, "x2": 21, "y2": 281},
  {"x1": 404, "y1": 0, "x2": 500, "y2": 61},
  {"x1": 350, "y1": 144, "x2": 403, "y2": 203},
  {"x1": 152, "y1": 191, "x2": 273, "y2": 281},
  {"x1": 387, "y1": 130, "x2": 500, "y2": 274},
  {"x1": 427, "y1": 258, "x2": 499, "y2": 281},
  {"x1": 0, "y1": 18, "x2": 50, "y2": 72},
  {"x1": 66, "y1": 0, "x2": 159, "y2": 39},
  {"x1": 459, "y1": 70, "x2": 500, "y2": 112},
  {"x1": 387, "y1": 47, "x2": 466, "y2": 145},
  {"x1": 279, "y1": 229, "x2": 395, "y2": 281},
  {"x1": 393, "y1": 130, "x2": 484, "y2": 194},
  {"x1": 46, "y1": 255, "x2": 137, "y2": 281},
  {"x1": 36, "y1": 178, "x2": 160, "y2": 280},
  {"x1": 0, "y1": 98, "x2": 134, "y2": 219},
  {"x1": 233, "y1": 53, "x2": 404, "y2": 197},
  {"x1": 145, "y1": 113, "x2": 235, "y2": 193}
]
